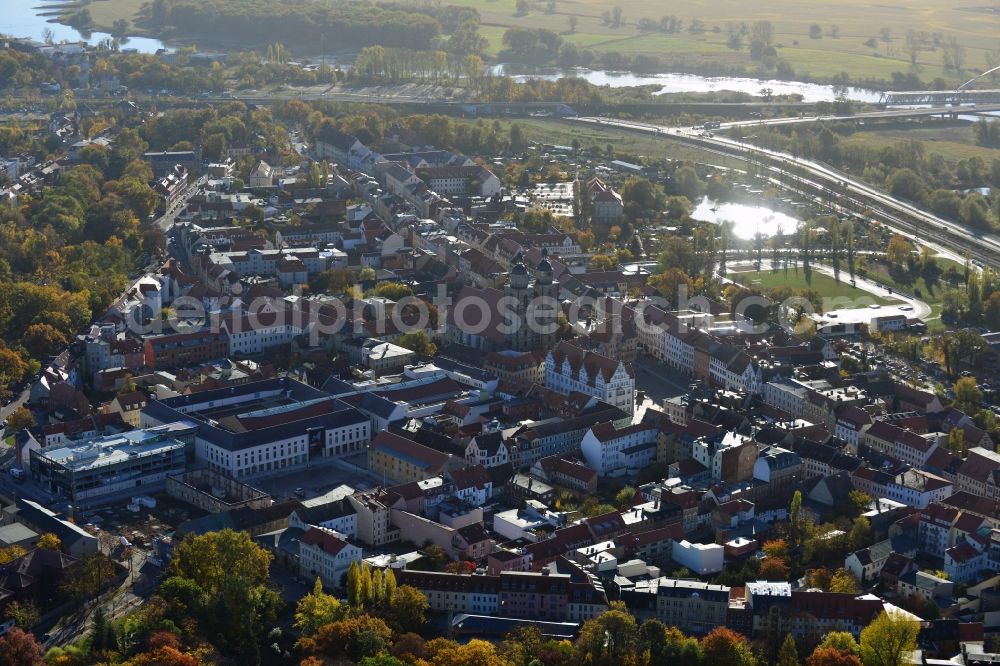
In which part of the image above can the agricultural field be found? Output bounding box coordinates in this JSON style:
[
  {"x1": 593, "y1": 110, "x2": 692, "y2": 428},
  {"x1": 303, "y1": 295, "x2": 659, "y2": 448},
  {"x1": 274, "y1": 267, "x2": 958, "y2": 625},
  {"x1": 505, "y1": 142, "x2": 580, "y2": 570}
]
[
  {"x1": 83, "y1": 0, "x2": 1000, "y2": 86},
  {"x1": 466, "y1": 0, "x2": 996, "y2": 84}
]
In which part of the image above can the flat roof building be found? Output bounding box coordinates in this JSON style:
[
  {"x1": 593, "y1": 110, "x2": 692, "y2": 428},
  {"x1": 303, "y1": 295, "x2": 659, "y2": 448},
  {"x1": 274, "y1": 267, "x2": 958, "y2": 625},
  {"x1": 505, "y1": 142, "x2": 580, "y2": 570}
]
[
  {"x1": 30, "y1": 422, "x2": 197, "y2": 507},
  {"x1": 141, "y1": 377, "x2": 371, "y2": 479}
]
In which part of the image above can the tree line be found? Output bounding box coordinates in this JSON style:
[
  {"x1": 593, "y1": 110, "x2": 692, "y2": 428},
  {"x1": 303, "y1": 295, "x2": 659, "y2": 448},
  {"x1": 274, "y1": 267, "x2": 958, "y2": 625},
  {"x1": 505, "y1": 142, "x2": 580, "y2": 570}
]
[{"x1": 148, "y1": 0, "x2": 443, "y2": 51}]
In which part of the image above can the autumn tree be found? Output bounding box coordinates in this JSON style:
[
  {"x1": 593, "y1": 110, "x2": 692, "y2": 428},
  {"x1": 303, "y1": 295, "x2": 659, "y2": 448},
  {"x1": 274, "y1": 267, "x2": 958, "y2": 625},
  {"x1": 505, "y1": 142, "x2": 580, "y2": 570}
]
[
  {"x1": 374, "y1": 282, "x2": 414, "y2": 301},
  {"x1": 886, "y1": 235, "x2": 915, "y2": 268},
  {"x1": 829, "y1": 568, "x2": 860, "y2": 594},
  {"x1": 0, "y1": 546, "x2": 26, "y2": 566},
  {"x1": 386, "y1": 585, "x2": 429, "y2": 633},
  {"x1": 163, "y1": 529, "x2": 281, "y2": 661},
  {"x1": 299, "y1": 615, "x2": 393, "y2": 662},
  {"x1": 953, "y1": 376, "x2": 983, "y2": 414},
  {"x1": 5, "y1": 407, "x2": 34, "y2": 433},
  {"x1": 3, "y1": 601, "x2": 39, "y2": 630},
  {"x1": 807, "y1": 647, "x2": 862, "y2": 666},
  {"x1": 295, "y1": 578, "x2": 346, "y2": 637},
  {"x1": 859, "y1": 612, "x2": 919, "y2": 666},
  {"x1": 701, "y1": 627, "x2": 757, "y2": 666},
  {"x1": 0, "y1": 628, "x2": 44, "y2": 666},
  {"x1": 591, "y1": 255, "x2": 616, "y2": 271},
  {"x1": 759, "y1": 557, "x2": 790, "y2": 581},
  {"x1": 21, "y1": 323, "x2": 68, "y2": 361},
  {"x1": 762, "y1": 539, "x2": 789, "y2": 561},
  {"x1": 36, "y1": 533, "x2": 61, "y2": 551},
  {"x1": 576, "y1": 605, "x2": 639, "y2": 666}
]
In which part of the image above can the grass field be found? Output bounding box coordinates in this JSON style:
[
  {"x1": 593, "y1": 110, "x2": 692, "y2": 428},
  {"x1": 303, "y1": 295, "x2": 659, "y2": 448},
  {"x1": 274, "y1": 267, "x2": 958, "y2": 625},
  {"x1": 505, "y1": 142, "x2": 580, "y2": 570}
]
[
  {"x1": 841, "y1": 123, "x2": 1000, "y2": 164},
  {"x1": 79, "y1": 0, "x2": 147, "y2": 32},
  {"x1": 83, "y1": 0, "x2": 999, "y2": 86},
  {"x1": 732, "y1": 265, "x2": 899, "y2": 306},
  {"x1": 501, "y1": 118, "x2": 746, "y2": 167}
]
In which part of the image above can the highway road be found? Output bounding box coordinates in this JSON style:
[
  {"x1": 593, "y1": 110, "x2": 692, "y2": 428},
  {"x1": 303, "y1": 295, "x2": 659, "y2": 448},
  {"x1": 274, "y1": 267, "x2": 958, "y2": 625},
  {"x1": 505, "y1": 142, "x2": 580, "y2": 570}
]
[
  {"x1": 572, "y1": 117, "x2": 1000, "y2": 269},
  {"x1": 704, "y1": 104, "x2": 1000, "y2": 132}
]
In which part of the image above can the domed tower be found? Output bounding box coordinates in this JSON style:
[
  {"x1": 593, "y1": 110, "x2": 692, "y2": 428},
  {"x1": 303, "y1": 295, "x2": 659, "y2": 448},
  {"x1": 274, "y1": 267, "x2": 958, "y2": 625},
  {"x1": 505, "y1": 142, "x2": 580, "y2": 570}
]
[
  {"x1": 535, "y1": 247, "x2": 559, "y2": 299},
  {"x1": 508, "y1": 251, "x2": 530, "y2": 291},
  {"x1": 505, "y1": 252, "x2": 532, "y2": 351},
  {"x1": 534, "y1": 247, "x2": 561, "y2": 350}
]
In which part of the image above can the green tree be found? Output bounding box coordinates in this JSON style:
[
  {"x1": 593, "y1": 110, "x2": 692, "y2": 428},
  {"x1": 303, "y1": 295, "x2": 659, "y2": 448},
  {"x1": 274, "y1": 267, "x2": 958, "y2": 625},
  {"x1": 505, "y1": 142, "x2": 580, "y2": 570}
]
[
  {"x1": 295, "y1": 578, "x2": 346, "y2": 637},
  {"x1": 396, "y1": 331, "x2": 437, "y2": 356},
  {"x1": 373, "y1": 282, "x2": 414, "y2": 300},
  {"x1": 848, "y1": 517, "x2": 873, "y2": 551},
  {"x1": 947, "y1": 427, "x2": 966, "y2": 454},
  {"x1": 673, "y1": 166, "x2": 705, "y2": 201},
  {"x1": 954, "y1": 376, "x2": 983, "y2": 414},
  {"x1": 615, "y1": 486, "x2": 637, "y2": 508},
  {"x1": 818, "y1": 632, "x2": 861, "y2": 656},
  {"x1": 777, "y1": 634, "x2": 800, "y2": 666},
  {"x1": 789, "y1": 490, "x2": 803, "y2": 546},
  {"x1": 859, "y1": 612, "x2": 919, "y2": 666}
]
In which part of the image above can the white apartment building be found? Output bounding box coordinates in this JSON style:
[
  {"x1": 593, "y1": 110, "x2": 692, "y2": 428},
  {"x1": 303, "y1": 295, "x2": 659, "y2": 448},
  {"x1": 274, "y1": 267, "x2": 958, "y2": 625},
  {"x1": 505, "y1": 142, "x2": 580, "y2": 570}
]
[{"x1": 545, "y1": 341, "x2": 634, "y2": 413}]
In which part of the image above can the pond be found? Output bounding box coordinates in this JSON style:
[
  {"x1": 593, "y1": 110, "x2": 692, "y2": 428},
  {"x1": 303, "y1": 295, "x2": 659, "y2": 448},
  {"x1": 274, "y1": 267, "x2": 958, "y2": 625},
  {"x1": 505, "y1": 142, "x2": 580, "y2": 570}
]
[{"x1": 691, "y1": 197, "x2": 803, "y2": 239}]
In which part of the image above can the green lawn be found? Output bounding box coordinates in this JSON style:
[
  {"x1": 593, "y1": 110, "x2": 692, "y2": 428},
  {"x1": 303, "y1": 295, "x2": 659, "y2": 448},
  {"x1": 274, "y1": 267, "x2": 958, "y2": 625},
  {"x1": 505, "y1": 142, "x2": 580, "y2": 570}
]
[
  {"x1": 732, "y1": 265, "x2": 899, "y2": 306},
  {"x1": 80, "y1": 0, "x2": 148, "y2": 31},
  {"x1": 841, "y1": 125, "x2": 1000, "y2": 165}
]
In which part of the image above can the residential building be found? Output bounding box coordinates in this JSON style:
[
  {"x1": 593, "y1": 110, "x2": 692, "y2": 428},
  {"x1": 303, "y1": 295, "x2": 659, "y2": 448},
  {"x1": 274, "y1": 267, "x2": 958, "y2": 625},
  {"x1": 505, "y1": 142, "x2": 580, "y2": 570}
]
[
  {"x1": 545, "y1": 341, "x2": 635, "y2": 413},
  {"x1": 671, "y1": 540, "x2": 724, "y2": 575},
  {"x1": 368, "y1": 431, "x2": 458, "y2": 484},
  {"x1": 580, "y1": 421, "x2": 658, "y2": 476}
]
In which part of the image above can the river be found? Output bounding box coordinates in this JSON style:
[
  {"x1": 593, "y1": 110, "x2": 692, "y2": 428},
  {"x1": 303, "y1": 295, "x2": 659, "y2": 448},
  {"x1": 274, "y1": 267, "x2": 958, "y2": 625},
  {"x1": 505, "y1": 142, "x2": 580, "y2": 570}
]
[
  {"x1": 5, "y1": 2, "x2": 884, "y2": 103},
  {"x1": 3, "y1": 0, "x2": 167, "y2": 52},
  {"x1": 491, "y1": 64, "x2": 881, "y2": 103}
]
